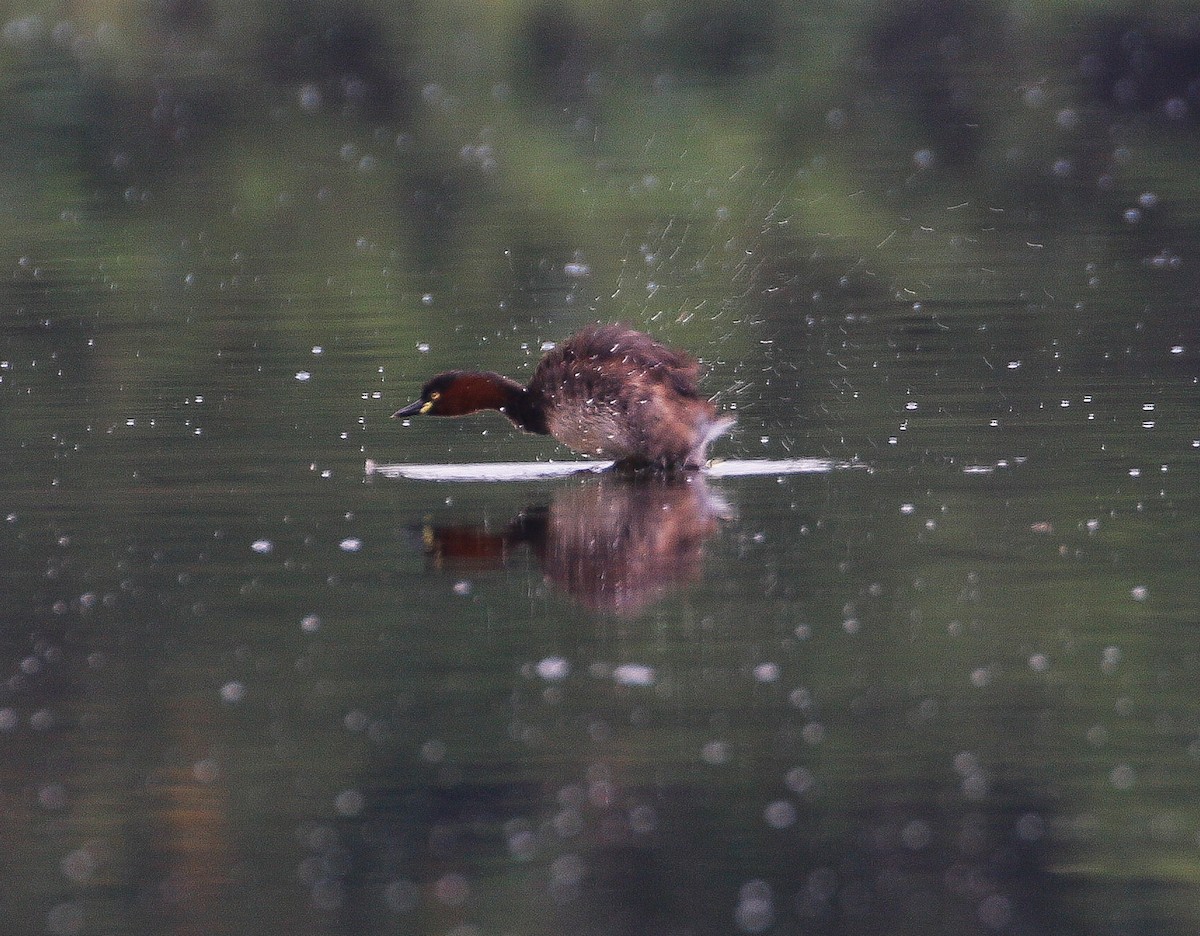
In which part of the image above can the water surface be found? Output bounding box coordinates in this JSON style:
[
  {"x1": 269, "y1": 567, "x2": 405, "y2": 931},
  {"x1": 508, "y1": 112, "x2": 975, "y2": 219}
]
[{"x1": 2, "y1": 4, "x2": 1200, "y2": 935}]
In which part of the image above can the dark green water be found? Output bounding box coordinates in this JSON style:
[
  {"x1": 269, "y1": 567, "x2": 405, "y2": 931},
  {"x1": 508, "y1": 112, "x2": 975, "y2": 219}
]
[{"x1": 2, "y1": 3, "x2": 1200, "y2": 935}]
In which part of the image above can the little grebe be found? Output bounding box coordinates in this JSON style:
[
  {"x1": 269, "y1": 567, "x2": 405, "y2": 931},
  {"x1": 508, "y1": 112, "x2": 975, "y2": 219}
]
[{"x1": 393, "y1": 323, "x2": 734, "y2": 469}]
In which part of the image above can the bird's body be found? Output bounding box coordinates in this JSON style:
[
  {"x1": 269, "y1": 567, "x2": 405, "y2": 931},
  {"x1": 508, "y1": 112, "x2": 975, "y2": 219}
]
[{"x1": 394, "y1": 323, "x2": 733, "y2": 469}]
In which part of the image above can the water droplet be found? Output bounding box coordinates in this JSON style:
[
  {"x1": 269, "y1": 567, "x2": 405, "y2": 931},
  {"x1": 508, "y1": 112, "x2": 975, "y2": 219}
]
[
  {"x1": 536, "y1": 657, "x2": 570, "y2": 681},
  {"x1": 38, "y1": 783, "x2": 68, "y2": 810},
  {"x1": 334, "y1": 789, "x2": 364, "y2": 816},
  {"x1": 46, "y1": 902, "x2": 84, "y2": 936},
  {"x1": 551, "y1": 853, "x2": 586, "y2": 886},
  {"x1": 978, "y1": 894, "x2": 1013, "y2": 929},
  {"x1": 434, "y1": 872, "x2": 469, "y2": 906},
  {"x1": 613, "y1": 663, "x2": 655, "y2": 686},
  {"x1": 1110, "y1": 764, "x2": 1135, "y2": 790},
  {"x1": 193, "y1": 758, "x2": 219, "y2": 783},
  {"x1": 901, "y1": 819, "x2": 931, "y2": 849},
  {"x1": 1015, "y1": 812, "x2": 1045, "y2": 841},
  {"x1": 1056, "y1": 108, "x2": 1079, "y2": 129},
  {"x1": 734, "y1": 881, "x2": 774, "y2": 933},
  {"x1": 784, "y1": 766, "x2": 814, "y2": 794},
  {"x1": 298, "y1": 83, "x2": 321, "y2": 112},
  {"x1": 629, "y1": 804, "x2": 657, "y2": 834},
  {"x1": 764, "y1": 800, "x2": 796, "y2": 829}
]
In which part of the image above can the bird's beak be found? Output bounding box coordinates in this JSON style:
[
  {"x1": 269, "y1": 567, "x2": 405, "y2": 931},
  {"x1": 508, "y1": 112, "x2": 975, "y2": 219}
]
[{"x1": 392, "y1": 399, "x2": 427, "y2": 418}]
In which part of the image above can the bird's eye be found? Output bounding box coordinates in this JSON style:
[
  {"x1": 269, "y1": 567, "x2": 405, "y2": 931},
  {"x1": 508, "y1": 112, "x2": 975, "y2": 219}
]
[{"x1": 418, "y1": 390, "x2": 440, "y2": 415}]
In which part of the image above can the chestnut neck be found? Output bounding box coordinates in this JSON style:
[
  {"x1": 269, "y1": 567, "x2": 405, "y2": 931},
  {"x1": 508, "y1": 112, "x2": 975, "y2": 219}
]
[{"x1": 446, "y1": 372, "x2": 548, "y2": 434}]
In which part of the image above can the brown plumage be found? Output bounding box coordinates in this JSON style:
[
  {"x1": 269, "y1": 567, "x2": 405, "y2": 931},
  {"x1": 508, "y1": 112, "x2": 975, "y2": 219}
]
[
  {"x1": 421, "y1": 474, "x2": 731, "y2": 613},
  {"x1": 393, "y1": 323, "x2": 734, "y2": 469}
]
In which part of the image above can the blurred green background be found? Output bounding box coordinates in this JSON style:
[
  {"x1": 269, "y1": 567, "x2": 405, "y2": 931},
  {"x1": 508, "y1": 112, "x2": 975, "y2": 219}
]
[{"x1": 2, "y1": 2, "x2": 1200, "y2": 935}]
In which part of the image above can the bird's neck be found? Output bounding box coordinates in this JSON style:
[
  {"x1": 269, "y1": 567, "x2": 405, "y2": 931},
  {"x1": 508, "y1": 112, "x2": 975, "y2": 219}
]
[
  {"x1": 502, "y1": 381, "x2": 549, "y2": 435},
  {"x1": 453, "y1": 372, "x2": 548, "y2": 435}
]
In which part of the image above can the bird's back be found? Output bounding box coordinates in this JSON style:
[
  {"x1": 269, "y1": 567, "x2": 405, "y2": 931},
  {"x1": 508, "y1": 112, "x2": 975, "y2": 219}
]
[
  {"x1": 529, "y1": 324, "x2": 727, "y2": 467},
  {"x1": 549, "y1": 323, "x2": 701, "y2": 387}
]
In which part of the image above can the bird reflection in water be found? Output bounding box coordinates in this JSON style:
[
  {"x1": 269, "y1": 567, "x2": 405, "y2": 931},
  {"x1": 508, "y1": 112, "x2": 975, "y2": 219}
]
[{"x1": 420, "y1": 474, "x2": 731, "y2": 614}]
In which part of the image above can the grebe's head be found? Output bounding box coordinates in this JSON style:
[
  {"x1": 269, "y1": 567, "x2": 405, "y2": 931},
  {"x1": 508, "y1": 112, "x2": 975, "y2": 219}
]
[{"x1": 392, "y1": 371, "x2": 514, "y2": 418}]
